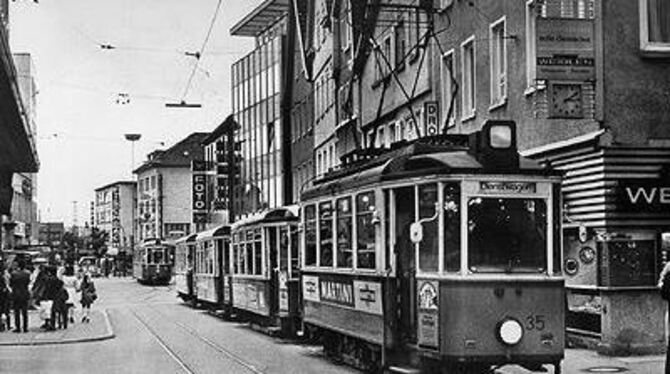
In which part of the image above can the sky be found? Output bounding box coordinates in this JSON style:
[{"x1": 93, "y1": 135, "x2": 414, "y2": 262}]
[{"x1": 8, "y1": 0, "x2": 260, "y2": 226}]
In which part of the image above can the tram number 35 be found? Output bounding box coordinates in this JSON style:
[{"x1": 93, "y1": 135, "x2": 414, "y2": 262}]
[{"x1": 525, "y1": 315, "x2": 546, "y2": 331}]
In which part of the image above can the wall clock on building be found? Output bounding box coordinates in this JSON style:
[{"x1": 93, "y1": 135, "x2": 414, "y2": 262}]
[{"x1": 549, "y1": 83, "x2": 584, "y2": 119}]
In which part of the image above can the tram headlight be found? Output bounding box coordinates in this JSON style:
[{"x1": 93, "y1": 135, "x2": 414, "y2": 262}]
[{"x1": 497, "y1": 318, "x2": 523, "y2": 346}]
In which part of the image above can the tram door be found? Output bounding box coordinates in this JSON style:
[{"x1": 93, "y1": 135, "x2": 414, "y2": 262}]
[
  {"x1": 393, "y1": 186, "x2": 417, "y2": 344},
  {"x1": 268, "y1": 227, "x2": 279, "y2": 316}
]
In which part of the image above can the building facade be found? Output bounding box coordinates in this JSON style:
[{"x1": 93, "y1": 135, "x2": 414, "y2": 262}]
[
  {"x1": 0, "y1": 43, "x2": 39, "y2": 250},
  {"x1": 199, "y1": 116, "x2": 236, "y2": 228},
  {"x1": 133, "y1": 133, "x2": 207, "y2": 242},
  {"x1": 230, "y1": 1, "x2": 292, "y2": 220},
  {"x1": 94, "y1": 181, "x2": 136, "y2": 253},
  {"x1": 425, "y1": 0, "x2": 670, "y2": 355}
]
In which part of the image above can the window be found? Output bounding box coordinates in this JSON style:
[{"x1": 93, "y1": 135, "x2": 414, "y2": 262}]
[
  {"x1": 377, "y1": 127, "x2": 385, "y2": 148},
  {"x1": 151, "y1": 175, "x2": 156, "y2": 189},
  {"x1": 388, "y1": 123, "x2": 396, "y2": 144},
  {"x1": 410, "y1": 8, "x2": 421, "y2": 61},
  {"x1": 490, "y1": 17, "x2": 507, "y2": 106},
  {"x1": 443, "y1": 183, "x2": 461, "y2": 272},
  {"x1": 461, "y1": 36, "x2": 476, "y2": 119},
  {"x1": 356, "y1": 192, "x2": 376, "y2": 269},
  {"x1": 640, "y1": 0, "x2": 670, "y2": 54},
  {"x1": 319, "y1": 201, "x2": 334, "y2": 267},
  {"x1": 395, "y1": 18, "x2": 406, "y2": 69},
  {"x1": 468, "y1": 198, "x2": 547, "y2": 273},
  {"x1": 440, "y1": 49, "x2": 456, "y2": 128},
  {"x1": 336, "y1": 197, "x2": 353, "y2": 268},
  {"x1": 418, "y1": 184, "x2": 438, "y2": 272},
  {"x1": 383, "y1": 34, "x2": 393, "y2": 73}
]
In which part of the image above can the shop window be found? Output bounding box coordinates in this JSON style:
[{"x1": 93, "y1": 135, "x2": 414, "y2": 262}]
[
  {"x1": 640, "y1": 0, "x2": 670, "y2": 54},
  {"x1": 336, "y1": 197, "x2": 353, "y2": 268},
  {"x1": 319, "y1": 201, "x2": 334, "y2": 267},
  {"x1": 356, "y1": 192, "x2": 376, "y2": 269}
]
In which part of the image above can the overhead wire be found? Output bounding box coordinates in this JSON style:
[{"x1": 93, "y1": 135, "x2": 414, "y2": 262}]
[{"x1": 180, "y1": 0, "x2": 224, "y2": 101}]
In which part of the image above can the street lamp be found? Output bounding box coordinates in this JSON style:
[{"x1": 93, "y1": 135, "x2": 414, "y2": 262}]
[{"x1": 124, "y1": 133, "x2": 142, "y2": 175}]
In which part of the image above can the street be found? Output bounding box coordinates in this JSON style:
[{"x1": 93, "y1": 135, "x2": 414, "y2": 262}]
[{"x1": 0, "y1": 277, "x2": 356, "y2": 374}]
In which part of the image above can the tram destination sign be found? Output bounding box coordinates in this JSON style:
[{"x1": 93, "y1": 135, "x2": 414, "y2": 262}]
[{"x1": 479, "y1": 181, "x2": 536, "y2": 194}]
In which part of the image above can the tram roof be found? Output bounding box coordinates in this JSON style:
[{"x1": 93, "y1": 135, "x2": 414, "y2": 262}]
[
  {"x1": 302, "y1": 140, "x2": 555, "y2": 200},
  {"x1": 195, "y1": 224, "x2": 231, "y2": 241},
  {"x1": 175, "y1": 232, "x2": 198, "y2": 244},
  {"x1": 231, "y1": 205, "x2": 299, "y2": 231}
]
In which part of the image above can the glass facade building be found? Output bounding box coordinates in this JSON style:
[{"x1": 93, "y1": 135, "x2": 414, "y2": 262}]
[{"x1": 231, "y1": 29, "x2": 285, "y2": 220}]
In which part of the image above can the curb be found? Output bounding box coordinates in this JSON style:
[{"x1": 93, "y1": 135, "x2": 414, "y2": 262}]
[{"x1": 0, "y1": 309, "x2": 115, "y2": 346}]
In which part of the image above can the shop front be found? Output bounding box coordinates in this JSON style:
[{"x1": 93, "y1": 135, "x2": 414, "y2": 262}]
[{"x1": 523, "y1": 130, "x2": 670, "y2": 355}]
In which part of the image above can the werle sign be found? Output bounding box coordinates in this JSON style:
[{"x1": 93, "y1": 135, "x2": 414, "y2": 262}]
[
  {"x1": 536, "y1": 18, "x2": 595, "y2": 81},
  {"x1": 618, "y1": 179, "x2": 670, "y2": 213}
]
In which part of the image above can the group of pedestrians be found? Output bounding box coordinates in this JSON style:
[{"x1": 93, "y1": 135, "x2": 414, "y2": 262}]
[{"x1": 0, "y1": 258, "x2": 97, "y2": 333}]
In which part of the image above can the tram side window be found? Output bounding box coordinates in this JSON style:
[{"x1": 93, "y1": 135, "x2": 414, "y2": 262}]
[
  {"x1": 232, "y1": 242, "x2": 239, "y2": 274},
  {"x1": 336, "y1": 197, "x2": 353, "y2": 268},
  {"x1": 246, "y1": 230, "x2": 254, "y2": 275},
  {"x1": 356, "y1": 192, "x2": 376, "y2": 269},
  {"x1": 444, "y1": 183, "x2": 461, "y2": 272},
  {"x1": 304, "y1": 205, "x2": 317, "y2": 266},
  {"x1": 254, "y1": 229, "x2": 262, "y2": 275},
  {"x1": 279, "y1": 227, "x2": 288, "y2": 271},
  {"x1": 319, "y1": 201, "x2": 334, "y2": 267},
  {"x1": 419, "y1": 184, "x2": 439, "y2": 273}
]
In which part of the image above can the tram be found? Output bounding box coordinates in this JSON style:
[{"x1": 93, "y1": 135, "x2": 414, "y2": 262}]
[
  {"x1": 133, "y1": 238, "x2": 174, "y2": 285},
  {"x1": 230, "y1": 207, "x2": 301, "y2": 334},
  {"x1": 299, "y1": 121, "x2": 564, "y2": 373},
  {"x1": 193, "y1": 224, "x2": 231, "y2": 310},
  {"x1": 174, "y1": 233, "x2": 197, "y2": 302}
]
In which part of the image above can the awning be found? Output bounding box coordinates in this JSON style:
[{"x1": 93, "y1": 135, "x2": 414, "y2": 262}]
[
  {"x1": 195, "y1": 224, "x2": 231, "y2": 242},
  {"x1": 175, "y1": 232, "x2": 198, "y2": 244},
  {"x1": 230, "y1": 0, "x2": 290, "y2": 37}
]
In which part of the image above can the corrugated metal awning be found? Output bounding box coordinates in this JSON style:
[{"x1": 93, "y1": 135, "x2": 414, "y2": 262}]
[{"x1": 230, "y1": 0, "x2": 290, "y2": 37}]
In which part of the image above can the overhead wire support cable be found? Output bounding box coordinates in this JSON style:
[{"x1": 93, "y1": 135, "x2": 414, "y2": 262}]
[{"x1": 173, "y1": 0, "x2": 223, "y2": 108}]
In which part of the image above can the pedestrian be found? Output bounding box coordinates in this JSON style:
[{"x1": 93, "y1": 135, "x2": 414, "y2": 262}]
[
  {"x1": 79, "y1": 273, "x2": 97, "y2": 323},
  {"x1": 9, "y1": 260, "x2": 31, "y2": 333},
  {"x1": 53, "y1": 278, "x2": 68, "y2": 329},
  {"x1": 658, "y1": 261, "x2": 670, "y2": 373},
  {"x1": 0, "y1": 260, "x2": 12, "y2": 331},
  {"x1": 61, "y1": 265, "x2": 79, "y2": 325},
  {"x1": 42, "y1": 266, "x2": 60, "y2": 331}
]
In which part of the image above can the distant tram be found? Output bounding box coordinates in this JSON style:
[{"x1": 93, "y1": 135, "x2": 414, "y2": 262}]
[
  {"x1": 133, "y1": 238, "x2": 174, "y2": 285},
  {"x1": 299, "y1": 121, "x2": 565, "y2": 373}
]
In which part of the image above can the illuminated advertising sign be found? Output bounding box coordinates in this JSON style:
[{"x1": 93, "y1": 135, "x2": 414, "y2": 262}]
[
  {"x1": 424, "y1": 101, "x2": 439, "y2": 136},
  {"x1": 192, "y1": 161, "x2": 208, "y2": 222}
]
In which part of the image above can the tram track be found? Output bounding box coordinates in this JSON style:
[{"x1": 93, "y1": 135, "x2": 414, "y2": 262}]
[
  {"x1": 130, "y1": 308, "x2": 197, "y2": 374},
  {"x1": 143, "y1": 304, "x2": 266, "y2": 374}
]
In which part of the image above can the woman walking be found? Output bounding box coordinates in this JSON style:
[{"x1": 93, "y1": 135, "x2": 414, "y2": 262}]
[
  {"x1": 79, "y1": 273, "x2": 97, "y2": 323},
  {"x1": 658, "y1": 261, "x2": 670, "y2": 373},
  {"x1": 61, "y1": 265, "x2": 79, "y2": 324}
]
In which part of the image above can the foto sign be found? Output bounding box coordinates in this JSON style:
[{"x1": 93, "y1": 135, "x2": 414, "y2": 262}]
[{"x1": 536, "y1": 18, "x2": 595, "y2": 81}]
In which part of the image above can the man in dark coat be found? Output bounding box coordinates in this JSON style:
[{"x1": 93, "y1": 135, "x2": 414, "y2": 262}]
[{"x1": 9, "y1": 260, "x2": 31, "y2": 333}]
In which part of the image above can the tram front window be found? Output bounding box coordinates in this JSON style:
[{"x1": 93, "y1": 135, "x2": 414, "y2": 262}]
[
  {"x1": 153, "y1": 250, "x2": 164, "y2": 264},
  {"x1": 468, "y1": 198, "x2": 547, "y2": 273}
]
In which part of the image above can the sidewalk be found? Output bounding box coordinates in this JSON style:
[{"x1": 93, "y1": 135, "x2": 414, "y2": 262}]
[
  {"x1": 499, "y1": 348, "x2": 665, "y2": 373},
  {"x1": 0, "y1": 309, "x2": 114, "y2": 346}
]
